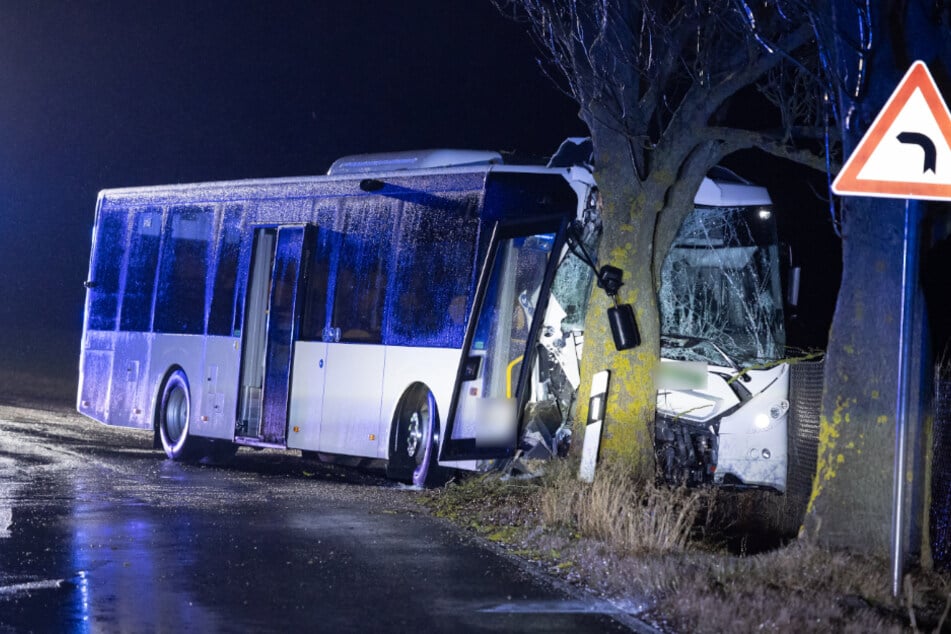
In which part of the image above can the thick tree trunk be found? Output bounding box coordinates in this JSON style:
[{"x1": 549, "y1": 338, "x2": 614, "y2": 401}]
[
  {"x1": 802, "y1": 200, "x2": 905, "y2": 552},
  {"x1": 572, "y1": 128, "x2": 659, "y2": 479},
  {"x1": 804, "y1": 0, "x2": 938, "y2": 561},
  {"x1": 803, "y1": 198, "x2": 933, "y2": 563}
]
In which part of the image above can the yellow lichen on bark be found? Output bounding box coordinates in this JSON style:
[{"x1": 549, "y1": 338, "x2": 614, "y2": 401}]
[
  {"x1": 570, "y1": 186, "x2": 660, "y2": 480},
  {"x1": 806, "y1": 396, "x2": 852, "y2": 514}
]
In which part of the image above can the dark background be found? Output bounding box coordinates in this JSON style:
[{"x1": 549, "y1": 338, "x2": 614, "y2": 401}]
[{"x1": 0, "y1": 1, "x2": 838, "y2": 395}]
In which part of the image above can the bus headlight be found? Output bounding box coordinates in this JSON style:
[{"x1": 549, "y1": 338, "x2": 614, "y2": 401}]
[
  {"x1": 769, "y1": 399, "x2": 790, "y2": 420},
  {"x1": 754, "y1": 400, "x2": 789, "y2": 430}
]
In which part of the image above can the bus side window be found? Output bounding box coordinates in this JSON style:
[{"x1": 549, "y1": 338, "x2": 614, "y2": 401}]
[
  {"x1": 333, "y1": 204, "x2": 391, "y2": 343},
  {"x1": 87, "y1": 208, "x2": 128, "y2": 332},
  {"x1": 208, "y1": 206, "x2": 242, "y2": 337},
  {"x1": 154, "y1": 206, "x2": 214, "y2": 335},
  {"x1": 298, "y1": 227, "x2": 338, "y2": 341},
  {"x1": 119, "y1": 207, "x2": 161, "y2": 332},
  {"x1": 386, "y1": 200, "x2": 477, "y2": 347}
]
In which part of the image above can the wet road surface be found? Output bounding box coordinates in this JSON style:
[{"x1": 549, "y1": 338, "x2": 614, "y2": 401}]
[{"x1": 0, "y1": 402, "x2": 637, "y2": 632}]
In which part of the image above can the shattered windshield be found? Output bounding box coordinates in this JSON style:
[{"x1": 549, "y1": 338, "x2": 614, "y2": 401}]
[
  {"x1": 550, "y1": 245, "x2": 597, "y2": 333},
  {"x1": 659, "y1": 205, "x2": 784, "y2": 366}
]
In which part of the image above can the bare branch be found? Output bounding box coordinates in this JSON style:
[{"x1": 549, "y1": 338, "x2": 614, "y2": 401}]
[{"x1": 702, "y1": 126, "x2": 833, "y2": 172}]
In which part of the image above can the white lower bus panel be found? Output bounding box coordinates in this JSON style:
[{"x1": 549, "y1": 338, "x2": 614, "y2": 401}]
[
  {"x1": 287, "y1": 342, "x2": 478, "y2": 470},
  {"x1": 655, "y1": 363, "x2": 790, "y2": 492}
]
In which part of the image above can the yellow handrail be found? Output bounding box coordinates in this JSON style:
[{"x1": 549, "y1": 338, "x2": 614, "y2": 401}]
[{"x1": 505, "y1": 355, "x2": 524, "y2": 399}]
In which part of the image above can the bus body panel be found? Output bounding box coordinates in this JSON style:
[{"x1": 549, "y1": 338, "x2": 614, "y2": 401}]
[
  {"x1": 108, "y1": 331, "x2": 153, "y2": 430},
  {"x1": 286, "y1": 341, "x2": 329, "y2": 452},
  {"x1": 715, "y1": 364, "x2": 789, "y2": 490},
  {"x1": 287, "y1": 343, "x2": 465, "y2": 462},
  {"x1": 316, "y1": 343, "x2": 386, "y2": 458},
  {"x1": 149, "y1": 333, "x2": 230, "y2": 441},
  {"x1": 79, "y1": 331, "x2": 152, "y2": 431},
  {"x1": 78, "y1": 332, "x2": 114, "y2": 424},
  {"x1": 201, "y1": 335, "x2": 242, "y2": 440}
]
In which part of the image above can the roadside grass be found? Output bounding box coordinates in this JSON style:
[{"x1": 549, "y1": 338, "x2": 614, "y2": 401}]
[
  {"x1": 0, "y1": 327, "x2": 79, "y2": 409},
  {"x1": 0, "y1": 367, "x2": 76, "y2": 409},
  {"x1": 422, "y1": 459, "x2": 951, "y2": 633}
]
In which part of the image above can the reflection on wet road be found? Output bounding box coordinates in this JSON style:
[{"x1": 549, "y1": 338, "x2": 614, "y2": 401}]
[{"x1": 0, "y1": 404, "x2": 634, "y2": 632}]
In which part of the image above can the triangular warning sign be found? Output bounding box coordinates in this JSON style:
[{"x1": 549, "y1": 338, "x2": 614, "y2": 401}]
[{"x1": 832, "y1": 60, "x2": 951, "y2": 201}]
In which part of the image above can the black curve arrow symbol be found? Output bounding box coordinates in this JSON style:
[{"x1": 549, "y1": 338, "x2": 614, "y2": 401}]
[{"x1": 897, "y1": 131, "x2": 937, "y2": 174}]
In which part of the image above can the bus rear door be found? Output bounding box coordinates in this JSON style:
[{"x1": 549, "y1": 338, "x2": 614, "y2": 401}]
[{"x1": 237, "y1": 225, "x2": 315, "y2": 446}]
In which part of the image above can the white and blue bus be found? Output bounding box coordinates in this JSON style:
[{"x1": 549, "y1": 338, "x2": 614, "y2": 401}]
[
  {"x1": 78, "y1": 147, "x2": 600, "y2": 486},
  {"x1": 78, "y1": 142, "x2": 815, "y2": 491}
]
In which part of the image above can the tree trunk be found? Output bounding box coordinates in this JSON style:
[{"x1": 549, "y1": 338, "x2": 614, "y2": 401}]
[
  {"x1": 572, "y1": 127, "x2": 659, "y2": 479},
  {"x1": 802, "y1": 199, "x2": 906, "y2": 552},
  {"x1": 803, "y1": 0, "x2": 938, "y2": 561}
]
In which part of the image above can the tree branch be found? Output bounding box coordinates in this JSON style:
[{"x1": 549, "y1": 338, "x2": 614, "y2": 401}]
[
  {"x1": 703, "y1": 21, "x2": 816, "y2": 121},
  {"x1": 703, "y1": 126, "x2": 834, "y2": 172}
]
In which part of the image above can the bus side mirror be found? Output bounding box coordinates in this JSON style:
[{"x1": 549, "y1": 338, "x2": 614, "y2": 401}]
[
  {"x1": 608, "y1": 303, "x2": 640, "y2": 350},
  {"x1": 598, "y1": 265, "x2": 640, "y2": 351},
  {"x1": 786, "y1": 266, "x2": 801, "y2": 307}
]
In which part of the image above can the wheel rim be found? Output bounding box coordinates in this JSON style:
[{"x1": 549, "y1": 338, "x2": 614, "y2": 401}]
[
  {"x1": 410, "y1": 393, "x2": 437, "y2": 486},
  {"x1": 160, "y1": 371, "x2": 191, "y2": 457},
  {"x1": 406, "y1": 411, "x2": 424, "y2": 459},
  {"x1": 165, "y1": 385, "x2": 188, "y2": 445},
  {"x1": 406, "y1": 398, "x2": 431, "y2": 464},
  {"x1": 388, "y1": 389, "x2": 440, "y2": 486}
]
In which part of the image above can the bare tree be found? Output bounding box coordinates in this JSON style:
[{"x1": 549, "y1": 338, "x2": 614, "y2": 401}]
[
  {"x1": 494, "y1": 0, "x2": 832, "y2": 474},
  {"x1": 499, "y1": 0, "x2": 950, "y2": 564}
]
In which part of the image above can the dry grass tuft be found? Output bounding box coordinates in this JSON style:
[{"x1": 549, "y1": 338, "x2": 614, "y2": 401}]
[
  {"x1": 652, "y1": 541, "x2": 951, "y2": 633},
  {"x1": 423, "y1": 470, "x2": 542, "y2": 531},
  {"x1": 420, "y1": 458, "x2": 951, "y2": 632},
  {"x1": 539, "y1": 458, "x2": 706, "y2": 555}
]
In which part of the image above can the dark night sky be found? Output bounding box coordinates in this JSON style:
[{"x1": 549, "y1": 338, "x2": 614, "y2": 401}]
[
  {"x1": 0, "y1": 2, "x2": 585, "y2": 376},
  {"x1": 0, "y1": 2, "x2": 839, "y2": 383}
]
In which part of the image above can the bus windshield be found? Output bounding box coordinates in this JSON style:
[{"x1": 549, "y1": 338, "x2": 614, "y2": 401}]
[{"x1": 659, "y1": 205, "x2": 784, "y2": 366}]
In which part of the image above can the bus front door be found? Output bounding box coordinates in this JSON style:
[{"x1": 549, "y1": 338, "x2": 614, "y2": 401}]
[
  {"x1": 440, "y1": 222, "x2": 565, "y2": 462},
  {"x1": 237, "y1": 225, "x2": 315, "y2": 446}
]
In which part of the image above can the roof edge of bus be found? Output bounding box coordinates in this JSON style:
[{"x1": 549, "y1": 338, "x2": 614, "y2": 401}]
[
  {"x1": 696, "y1": 175, "x2": 772, "y2": 206},
  {"x1": 93, "y1": 165, "x2": 502, "y2": 200},
  {"x1": 327, "y1": 149, "x2": 504, "y2": 176}
]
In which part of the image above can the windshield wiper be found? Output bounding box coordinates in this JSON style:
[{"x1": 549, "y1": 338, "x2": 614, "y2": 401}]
[{"x1": 660, "y1": 333, "x2": 740, "y2": 371}]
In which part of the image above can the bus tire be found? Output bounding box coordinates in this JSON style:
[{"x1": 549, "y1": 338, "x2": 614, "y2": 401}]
[
  {"x1": 387, "y1": 387, "x2": 445, "y2": 487},
  {"x1": 157, "y1": 369, "x2": 200, "y2": 461}
]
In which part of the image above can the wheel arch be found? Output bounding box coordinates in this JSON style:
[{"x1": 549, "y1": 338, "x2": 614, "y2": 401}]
[{"x1": 387, "y1": 381, "x2": 437, "y2": 461}]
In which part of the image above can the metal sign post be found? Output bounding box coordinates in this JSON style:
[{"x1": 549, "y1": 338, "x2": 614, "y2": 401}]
[{"x1": 891, "y1": 199, "x2": 923, "y2": 597}]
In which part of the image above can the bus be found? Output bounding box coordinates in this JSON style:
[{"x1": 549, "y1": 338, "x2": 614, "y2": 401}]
[
  {"x1": 77, "y1": 141, "x2": 815, "y2": 491},
  {"x1": 78, "y1": 147, "x2": 599, "y2": 486},
  {"x1": 653, "y1": 168, "x2": 816, "y2": 493}
]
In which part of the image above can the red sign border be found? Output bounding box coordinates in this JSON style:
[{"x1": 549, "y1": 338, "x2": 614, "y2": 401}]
[{"x1": 832, "y1": 61, "x2": 951, "y2": 201}]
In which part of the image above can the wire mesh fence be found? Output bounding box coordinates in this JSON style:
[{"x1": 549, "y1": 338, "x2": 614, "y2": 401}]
[
  {"x1": 787, "y1": 357, "x2": 825, "y2": 501},
  {"x1": 933, "y1": 363, "x2": 950, "y2": 571}
]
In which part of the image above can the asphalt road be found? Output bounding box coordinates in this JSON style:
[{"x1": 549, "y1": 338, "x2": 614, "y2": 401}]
[{"x1": 0, "y1": 401, "x2": 637, "y2": 633}]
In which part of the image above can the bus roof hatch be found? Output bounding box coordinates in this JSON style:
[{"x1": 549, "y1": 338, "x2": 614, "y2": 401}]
[{"x1": 327, "y1": 149, "x2": 503, "y2": 176}]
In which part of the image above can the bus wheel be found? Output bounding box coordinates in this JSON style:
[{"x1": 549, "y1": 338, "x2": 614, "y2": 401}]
[
  {"x1": 158, "y1": 369, "x2": 199, "y2": 461},
  {"x1": 387, "y1": 388, "x2": 444, "y2": 487}
]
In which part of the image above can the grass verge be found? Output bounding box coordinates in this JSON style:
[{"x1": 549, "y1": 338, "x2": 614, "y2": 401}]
[{"x1": 422, "y1": 459, "x2": 951, "y2": 633}]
